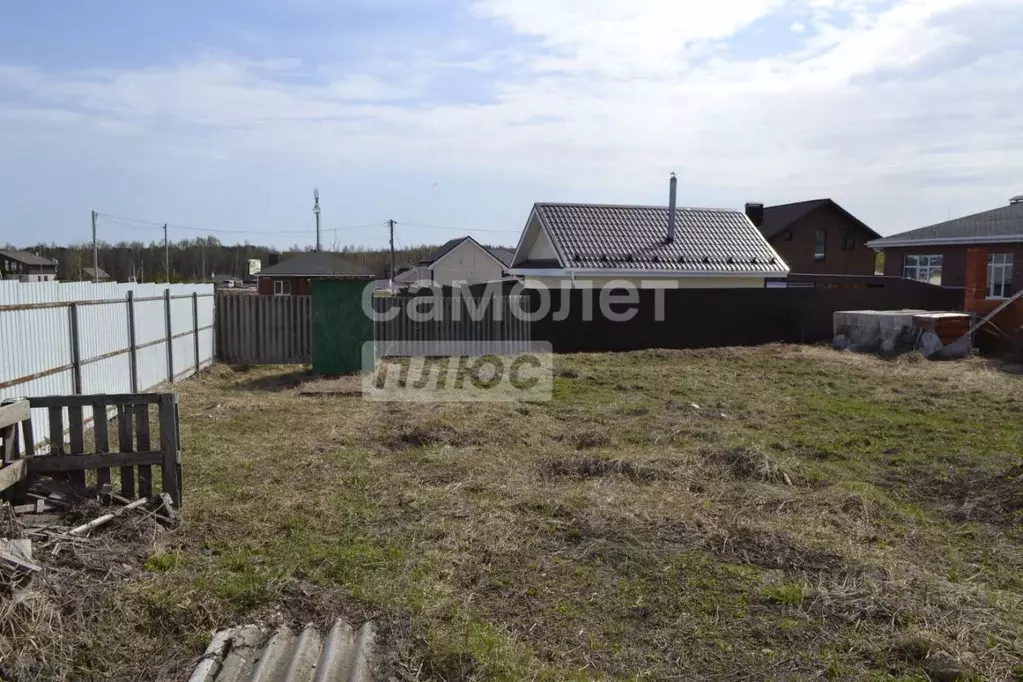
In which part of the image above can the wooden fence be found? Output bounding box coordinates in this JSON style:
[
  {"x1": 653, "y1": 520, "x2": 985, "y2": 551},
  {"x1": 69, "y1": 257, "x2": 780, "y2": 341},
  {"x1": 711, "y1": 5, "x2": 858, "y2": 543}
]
[
  {"x1": 372, "y1": 295, "x2": 533, "y2": 357},
  {"x1": 0, "y1": 393, "x2": 182, "y2": 505},
  {"x1": 216, "y1": 293, "x2": 311, "y2": 364}
]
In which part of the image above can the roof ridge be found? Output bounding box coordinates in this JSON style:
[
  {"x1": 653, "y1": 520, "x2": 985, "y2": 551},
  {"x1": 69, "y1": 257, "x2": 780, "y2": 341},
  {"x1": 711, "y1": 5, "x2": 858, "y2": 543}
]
[
  {"x1": 535, "y1": 201, "x2": 743, "y2": 213},
  {"x1": 763, "y1": 198, "x2": 831, "y2": 210}
]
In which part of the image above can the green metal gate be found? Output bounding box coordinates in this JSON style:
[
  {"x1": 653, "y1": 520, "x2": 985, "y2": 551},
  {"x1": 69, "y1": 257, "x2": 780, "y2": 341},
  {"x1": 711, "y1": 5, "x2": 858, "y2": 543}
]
[{"x1": 310, "y1": 279, "x2": 374, "y2": 375}]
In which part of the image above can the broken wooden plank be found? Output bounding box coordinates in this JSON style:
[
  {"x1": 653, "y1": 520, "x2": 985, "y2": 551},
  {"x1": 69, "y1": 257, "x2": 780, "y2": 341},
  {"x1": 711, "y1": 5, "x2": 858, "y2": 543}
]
[
  {"x1": 69, "y1": 497, "x2": 148, "y2": 536},
  {"x1": 159, "y1": 492, "x2": 180, "y2": 524},
  {"x1": 0, "y1": 399, "x2": 29, "y2": 430},
  {"x1": 27, "y1": 451, "x2": 163, "y2": 474},
  {"x1": 0, "y1": 541, "x2": 41, "y2": 573},
  {"x1": 28, "y1": 394, "x2": 162, "y2": 409},
  {"x1": 0, "y1": 459, "x2": 27, "y2": 493}
]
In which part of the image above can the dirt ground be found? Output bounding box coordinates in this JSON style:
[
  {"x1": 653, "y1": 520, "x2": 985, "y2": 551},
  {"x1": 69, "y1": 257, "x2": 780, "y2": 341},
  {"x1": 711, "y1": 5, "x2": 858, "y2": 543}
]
[{"x1": 4, "y1": 345, "x2": 1023, "y2": 681}]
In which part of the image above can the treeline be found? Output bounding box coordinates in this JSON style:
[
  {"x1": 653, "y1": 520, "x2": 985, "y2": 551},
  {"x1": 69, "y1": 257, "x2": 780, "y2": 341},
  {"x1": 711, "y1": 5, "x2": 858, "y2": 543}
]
[{"x1": 9, "y1": 238, "x2": 469, "y2": 282}]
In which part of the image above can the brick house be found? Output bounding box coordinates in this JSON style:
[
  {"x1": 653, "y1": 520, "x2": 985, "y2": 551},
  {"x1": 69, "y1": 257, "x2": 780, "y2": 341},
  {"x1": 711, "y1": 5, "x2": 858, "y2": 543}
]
[
  {"x1": 0, "y1": 249, "x2": 59, "y2": 281},
  {"x1": 746, "y1": 199, "x2": 880, "y2": 275},
  {"x1": 254, "y1": 252, "x2": 373, "y2": 295},
  {"x1": 963, "y1": 247, "x2": 1023, "y2": 351},
  {"x1": 868, "y1": 197, "x2": 1023, "y2": 292}
]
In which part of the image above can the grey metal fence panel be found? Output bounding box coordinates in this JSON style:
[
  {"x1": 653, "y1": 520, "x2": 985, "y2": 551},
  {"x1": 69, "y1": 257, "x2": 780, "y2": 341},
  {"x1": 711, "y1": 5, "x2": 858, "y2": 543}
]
[{"x1": 215, "y1": 293, "x2": 311, "y2": 364}]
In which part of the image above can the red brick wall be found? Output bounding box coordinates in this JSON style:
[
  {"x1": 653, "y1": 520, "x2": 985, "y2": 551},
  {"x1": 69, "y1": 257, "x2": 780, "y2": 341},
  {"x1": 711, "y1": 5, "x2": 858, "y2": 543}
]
[
  {"x1": 768, "y1": 205, "x2": 877, "y2": 275},
  {"x1": 963, "y1": 247, "x2": 1023, "y2": 347},
  {"x1": 256, "y1": 276, "x2": 311, "y2": 296}
]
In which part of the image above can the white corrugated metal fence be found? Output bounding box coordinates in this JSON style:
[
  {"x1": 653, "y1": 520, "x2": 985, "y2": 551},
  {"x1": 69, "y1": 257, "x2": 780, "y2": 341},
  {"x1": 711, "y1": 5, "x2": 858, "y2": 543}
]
[{"x1": 0, "y1": 281, "x2": 214, "y2": 450}]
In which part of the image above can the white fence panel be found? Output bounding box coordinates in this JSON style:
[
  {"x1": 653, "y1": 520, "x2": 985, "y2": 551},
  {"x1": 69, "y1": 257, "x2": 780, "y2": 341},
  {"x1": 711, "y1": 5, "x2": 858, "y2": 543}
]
[{"x1": 0, "y1": 281, "x2": 215, "y2": 451}]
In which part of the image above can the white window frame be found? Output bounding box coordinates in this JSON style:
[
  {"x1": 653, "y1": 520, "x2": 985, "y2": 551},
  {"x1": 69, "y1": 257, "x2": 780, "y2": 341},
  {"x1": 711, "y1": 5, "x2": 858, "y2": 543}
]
[
  {"x1": 987, "y1": 253, "x2": 1014, "y2": 299},
  {"x1": 903, "y1": 254, "x2": 943, "y2": 285},
  {"x1": 273, "y1": 280, "x2": 291, "y2": 296}
]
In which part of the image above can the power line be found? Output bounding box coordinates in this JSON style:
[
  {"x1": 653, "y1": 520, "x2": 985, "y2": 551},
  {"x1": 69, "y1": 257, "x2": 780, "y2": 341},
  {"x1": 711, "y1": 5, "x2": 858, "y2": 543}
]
[{"x1": 95, "y1": 212, "x2": 384, "y2": 235}]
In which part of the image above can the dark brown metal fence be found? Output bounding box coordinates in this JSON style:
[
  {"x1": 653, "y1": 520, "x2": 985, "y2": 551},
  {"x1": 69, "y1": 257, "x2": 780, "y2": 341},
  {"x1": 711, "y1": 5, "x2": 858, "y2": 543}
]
[{"x1": 525, "y1": 280, "x2": 963, "y2": 353}]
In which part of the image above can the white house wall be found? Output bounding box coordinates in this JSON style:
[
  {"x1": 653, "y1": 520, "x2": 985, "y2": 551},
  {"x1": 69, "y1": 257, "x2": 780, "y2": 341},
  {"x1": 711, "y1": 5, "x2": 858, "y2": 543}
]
[{"x1": 431, "y1": 239, "x2": 506, "y2": 286}]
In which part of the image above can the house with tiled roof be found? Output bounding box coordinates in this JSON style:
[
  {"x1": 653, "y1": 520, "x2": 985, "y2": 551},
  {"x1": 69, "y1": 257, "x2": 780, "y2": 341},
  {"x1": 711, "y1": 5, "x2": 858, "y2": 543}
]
[
  {"x1": 394, "y1": 236, "x2": 513, "y2": 287},
  {"x1": 507, "y1": 175, "x2": 789, "y2": 288},
  {"x1": 747, "y1": 199, "x2": 880, "y2": 275},
  {"x1": 255, "y1": 251, "x2": 373, "y2": 295},
  {"x1": 868, "y1": 196, "x2": 1023, "y2": 295}
]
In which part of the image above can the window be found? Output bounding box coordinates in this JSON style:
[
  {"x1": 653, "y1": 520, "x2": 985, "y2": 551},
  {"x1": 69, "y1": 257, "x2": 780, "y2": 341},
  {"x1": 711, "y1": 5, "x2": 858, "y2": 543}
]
[
  {"x1": 903, "y1": 255, "x2": 943, "y2": 285},
  {"x1": 988, "y1": 253, "x2": 1014, "y2": 299},
  {"x1": 814, "y1": 229, "x2": 826, "y2": 261},
  {"x1": 841, "y1": 229, "x2": 855, "y2": 251},
  {"x1": 273, "y1": 280, "x2": 291, "y2": 296}
]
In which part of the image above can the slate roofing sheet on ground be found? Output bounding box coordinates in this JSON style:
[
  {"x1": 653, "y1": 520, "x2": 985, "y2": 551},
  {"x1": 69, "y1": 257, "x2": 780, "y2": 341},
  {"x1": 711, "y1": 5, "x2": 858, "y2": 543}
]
[
  {"x1": 189, "y1": 617, "x2": 375, "y2": 682},
  {"x1": 534, "y1": 203, "x2": 788, "y2": 274}
]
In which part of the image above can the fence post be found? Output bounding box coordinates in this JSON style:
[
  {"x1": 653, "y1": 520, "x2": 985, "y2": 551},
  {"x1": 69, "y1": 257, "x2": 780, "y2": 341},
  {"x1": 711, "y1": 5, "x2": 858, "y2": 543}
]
[
  {"x1": 69, "y1": 303, "x2": 82, "y2": 394},
  {"x1": 192, "y1": 292, "x2": 200, "y2": 375},
  {"x1": 164, "y1": 288, "x2": 174, "y2": 382},
  {"x1": 127, "y1": 290, "x2": 139, "y2": 393},
  {"x1": 159, "y1": 393, "x2": 181, "y2": 506}
]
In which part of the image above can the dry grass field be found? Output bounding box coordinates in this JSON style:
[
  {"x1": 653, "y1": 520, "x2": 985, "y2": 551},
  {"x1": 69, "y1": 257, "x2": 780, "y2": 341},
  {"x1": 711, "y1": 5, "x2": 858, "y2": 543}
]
[{"x1": 5, "y1": 345, "x2": 1023, "y2": 681}]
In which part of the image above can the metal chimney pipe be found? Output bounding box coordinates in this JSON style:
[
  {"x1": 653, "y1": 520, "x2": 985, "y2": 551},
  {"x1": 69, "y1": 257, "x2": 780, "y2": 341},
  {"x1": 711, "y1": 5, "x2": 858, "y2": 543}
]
[{"x1": 667, "y1": 172, "x2": 678, "y2": 243}]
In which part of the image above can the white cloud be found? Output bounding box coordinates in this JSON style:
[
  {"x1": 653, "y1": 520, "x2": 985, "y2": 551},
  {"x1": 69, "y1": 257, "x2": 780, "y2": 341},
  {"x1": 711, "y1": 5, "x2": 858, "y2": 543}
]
[{"x1": 1, "y1": 0, "x2": 1022, "y2": 235}]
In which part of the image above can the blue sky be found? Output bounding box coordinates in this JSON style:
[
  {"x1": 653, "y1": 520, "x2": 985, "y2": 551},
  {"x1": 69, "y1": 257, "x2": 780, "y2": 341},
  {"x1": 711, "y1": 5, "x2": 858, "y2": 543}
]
[{"x1": 1, "y1": 0, "x2": 1022, "y2": 250}]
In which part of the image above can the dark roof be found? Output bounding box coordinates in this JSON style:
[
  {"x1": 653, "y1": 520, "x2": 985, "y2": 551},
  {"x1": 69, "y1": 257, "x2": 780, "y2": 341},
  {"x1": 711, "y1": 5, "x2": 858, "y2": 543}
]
[
  {"x1": 82, "y1": 266, "x2": 110, "y2": 279},
  {"x1": 0, "y1": 249, "x2": 58, "y2": 267},
  {"x1": 869, "y1": 199, "x2": 1023, "y2": 247},
  {"x1": 417, "y1": 237, "x2": 513, "y2": 267},
  {"x1": 525, "y1": 203, "x2": 787, "y2": 274},
  {"x1": 485, "y1": 247, "x2": 514, "y2": 266},
  {"x1": 418, "y1": 237, "x2": 466, "y2": 265},
  {"x1": 256, "y1": 251, "x2": 373, "y2": 278},
  {"x1": 759, "y1": 199, "x2": 880, "y2": 241}
]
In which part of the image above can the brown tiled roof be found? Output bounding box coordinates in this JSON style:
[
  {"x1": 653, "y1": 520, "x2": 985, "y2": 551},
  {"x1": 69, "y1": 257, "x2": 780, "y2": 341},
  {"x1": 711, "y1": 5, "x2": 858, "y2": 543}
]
[{"x1": 529, "y1": 203, "x2": 788, "y2": 274}]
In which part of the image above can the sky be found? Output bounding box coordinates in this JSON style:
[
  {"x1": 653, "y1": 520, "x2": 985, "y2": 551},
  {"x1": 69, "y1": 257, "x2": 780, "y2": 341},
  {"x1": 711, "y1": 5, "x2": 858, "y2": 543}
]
[{"x1": 1, "y1": 0, "x2": 1021, "y2": 250}]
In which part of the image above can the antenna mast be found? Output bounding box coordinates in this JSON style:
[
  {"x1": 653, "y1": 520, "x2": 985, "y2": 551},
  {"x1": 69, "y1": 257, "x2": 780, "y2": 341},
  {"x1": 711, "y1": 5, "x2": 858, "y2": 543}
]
[{"x1": 313, "y1": 188, "x2": 321, "y2": 251}]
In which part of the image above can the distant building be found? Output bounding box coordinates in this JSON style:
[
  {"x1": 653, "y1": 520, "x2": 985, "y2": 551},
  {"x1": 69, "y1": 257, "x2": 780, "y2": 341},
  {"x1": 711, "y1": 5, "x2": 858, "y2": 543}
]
[
  {"x1": 507, "y1": 175, "x2": 788, "y2": 288},
  {"x1": 748, "y1": 199, "x2": 880, "y2": 276},
  {"x1": 255, "y1": 252, "x2": 373, "y2": 295},
  {"x1": 81, "y1": 266, "x2": 112, "y2": 283},
  {"x1": 869, "y1": 195, "x2": 1023, "y2": 293},
  {"x1": 0, "y1": 249, "x2": 59, "y2": 281},
  {"x1": 394, "y1": 236, "x2": 513, "y2": 287}
]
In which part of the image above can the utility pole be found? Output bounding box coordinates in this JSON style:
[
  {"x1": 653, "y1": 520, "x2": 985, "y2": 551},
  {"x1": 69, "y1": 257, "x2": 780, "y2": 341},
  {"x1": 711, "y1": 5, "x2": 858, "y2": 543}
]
[
  {"x1": 388, "y1": 219, "x2": 396, "y2": 281},
  {"x1": 163, "y1": 223, "x2": 169, "y2": 283},
  {"x1": 313, "y1": 188, "x2": 321, "y2": 252},
  {"x1": 91, "y1": 210, "x2": 98, "y2": 283}
]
